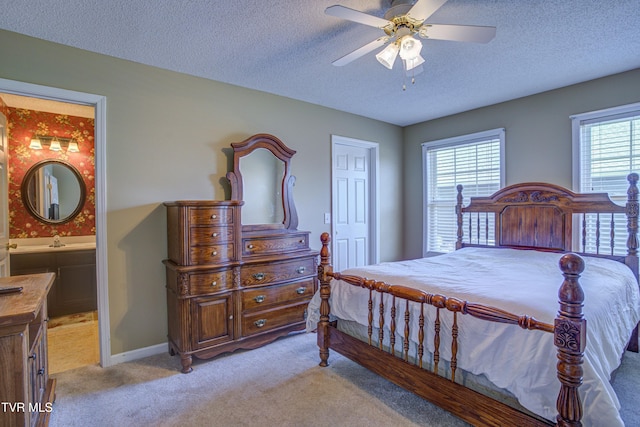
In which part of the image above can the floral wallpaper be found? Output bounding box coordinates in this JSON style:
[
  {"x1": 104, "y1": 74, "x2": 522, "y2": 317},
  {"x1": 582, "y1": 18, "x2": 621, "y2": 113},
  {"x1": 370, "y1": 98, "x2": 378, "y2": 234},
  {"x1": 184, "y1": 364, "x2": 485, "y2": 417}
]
[{"x1": 7, "y1": 107, "x2": 95, "y2": 238}]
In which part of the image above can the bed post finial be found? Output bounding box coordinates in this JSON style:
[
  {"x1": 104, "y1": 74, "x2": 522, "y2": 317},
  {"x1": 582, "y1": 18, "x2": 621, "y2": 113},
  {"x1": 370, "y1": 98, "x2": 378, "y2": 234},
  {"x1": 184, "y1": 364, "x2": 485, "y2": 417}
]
[
  {"x1": 555, "y1": 253, "x2": 586, "y2": 427},
  {"x1": 318, "y1": 232, "x2": 333, "y2": 367},
  {"x1": 456, "y1": 185, "x2": 464, "y2": 250},
  {"x1": 626, "y1": 173, "x2": 639, "y2": 258}
]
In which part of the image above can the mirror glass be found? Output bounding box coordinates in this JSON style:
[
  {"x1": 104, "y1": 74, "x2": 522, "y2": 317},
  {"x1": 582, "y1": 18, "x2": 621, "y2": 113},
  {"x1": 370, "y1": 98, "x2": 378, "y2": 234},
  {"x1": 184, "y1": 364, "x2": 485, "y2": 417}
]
[
  {"x1": 21, "y1": 160, "x2": 86, "y2": 224},
  {"x1": 240, "y1": 148, "x2": 285, "y2": 225}
]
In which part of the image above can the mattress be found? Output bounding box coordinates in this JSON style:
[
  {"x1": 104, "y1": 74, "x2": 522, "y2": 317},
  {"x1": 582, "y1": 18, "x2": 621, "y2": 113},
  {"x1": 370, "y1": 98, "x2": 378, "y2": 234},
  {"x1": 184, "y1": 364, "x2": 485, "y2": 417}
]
[{"x1": 306, "y1": 247, "x2": 640, "y2": 426}]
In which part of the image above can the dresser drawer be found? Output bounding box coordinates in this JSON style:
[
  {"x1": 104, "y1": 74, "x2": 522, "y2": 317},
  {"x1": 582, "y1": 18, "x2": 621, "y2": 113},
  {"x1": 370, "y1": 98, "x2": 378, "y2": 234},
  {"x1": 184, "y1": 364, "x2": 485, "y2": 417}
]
[
  {"x1": 189, "y1": 244, "x2": 234, "y2": 265},
  {"x1": 190, "y1": 269, "x2": 234, "y2": 295},
  {"x1": 241, "y1": 278, "x2": 315, "y2": 311},
  {"x1": 189, "y1": 226, "x2": 234, "y2": 245},
  {"x1": 240, "y1": 257, "x2": 316, "y2": 287},
  {"x1": 189, "y1": 207, "x2": 235, "y2": 226},
  {"x1": 242, "y1": 233, "x2": 309, "y2": 256},
  {"x1": 241, "y1": 302, "x2": 308, "y2": 337}
]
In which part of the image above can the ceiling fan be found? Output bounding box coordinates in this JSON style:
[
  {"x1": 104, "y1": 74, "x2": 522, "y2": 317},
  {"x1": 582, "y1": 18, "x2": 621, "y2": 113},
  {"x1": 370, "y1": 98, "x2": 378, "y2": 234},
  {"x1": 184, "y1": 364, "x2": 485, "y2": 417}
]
[{"x1": 326, "y1": 0, "x2": 496, "y2": 82}]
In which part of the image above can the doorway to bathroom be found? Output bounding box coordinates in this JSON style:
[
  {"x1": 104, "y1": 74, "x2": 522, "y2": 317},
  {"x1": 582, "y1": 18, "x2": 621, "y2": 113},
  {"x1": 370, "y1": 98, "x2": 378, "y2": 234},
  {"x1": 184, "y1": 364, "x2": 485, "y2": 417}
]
[{"x1": 0, "y1": 78, "x2": 109, "y2": 371}]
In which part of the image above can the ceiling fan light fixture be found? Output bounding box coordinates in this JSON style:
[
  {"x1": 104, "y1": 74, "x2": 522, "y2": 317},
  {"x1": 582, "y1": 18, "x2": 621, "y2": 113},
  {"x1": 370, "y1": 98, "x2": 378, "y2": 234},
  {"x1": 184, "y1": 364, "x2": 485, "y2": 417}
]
[
  {"x1": 376, "y1": 43, "x2": 400, "y2": 69},
  {"x1": 399, "y1": 36, "x2": 422, "y2": 60},
  {"x1": 404, "y1": 54, "x2": 425, "y2": 71}
]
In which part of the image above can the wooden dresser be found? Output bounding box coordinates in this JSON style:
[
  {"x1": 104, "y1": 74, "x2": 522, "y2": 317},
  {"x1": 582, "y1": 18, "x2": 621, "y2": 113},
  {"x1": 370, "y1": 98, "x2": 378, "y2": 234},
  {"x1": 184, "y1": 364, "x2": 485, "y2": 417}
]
[
  {"x1": 0, "y1": 273, "x2": 56, "y2": 427},
  {"x1": 164, "y1": 134, "x2": 318, "y2": 373}
]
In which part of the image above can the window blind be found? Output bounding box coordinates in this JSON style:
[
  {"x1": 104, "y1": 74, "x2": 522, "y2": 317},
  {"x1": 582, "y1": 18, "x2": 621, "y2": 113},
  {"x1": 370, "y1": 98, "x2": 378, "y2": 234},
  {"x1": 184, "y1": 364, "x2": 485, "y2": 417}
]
[
  {"x1": 424, "y1": 132, "x2": 503, "y2": 253},
  {"x1": 575, "y1": 106, "x2": 640, "y2": 255}
]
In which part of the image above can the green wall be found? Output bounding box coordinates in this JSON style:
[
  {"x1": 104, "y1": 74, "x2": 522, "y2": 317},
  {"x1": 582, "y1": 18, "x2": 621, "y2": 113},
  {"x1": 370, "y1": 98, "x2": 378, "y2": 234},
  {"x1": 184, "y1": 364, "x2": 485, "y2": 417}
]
[
  {"x1": 403, "y1": 68, "x2": 640, "y2": 259},
  {"x1": 0, "y1": 30, "x2": 404, "y2": 355}
]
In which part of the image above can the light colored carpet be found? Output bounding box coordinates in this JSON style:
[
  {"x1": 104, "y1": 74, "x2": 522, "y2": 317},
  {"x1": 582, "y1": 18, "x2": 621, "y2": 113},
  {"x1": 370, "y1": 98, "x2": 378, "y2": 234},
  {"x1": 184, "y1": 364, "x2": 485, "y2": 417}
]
[{"x1": 48, "y1": 332, "x2": 639, "y2": 427}]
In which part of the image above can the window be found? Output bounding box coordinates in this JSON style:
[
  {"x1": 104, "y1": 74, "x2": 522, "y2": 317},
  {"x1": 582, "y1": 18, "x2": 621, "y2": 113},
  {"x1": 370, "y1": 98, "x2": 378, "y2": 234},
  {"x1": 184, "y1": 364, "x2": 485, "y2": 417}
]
[
  {"x1": 572, "y1": 102, "x2": 640, "y2": 255},
  {"x1": 422, "y1": 129, "x2": 505, "y2": 254}
]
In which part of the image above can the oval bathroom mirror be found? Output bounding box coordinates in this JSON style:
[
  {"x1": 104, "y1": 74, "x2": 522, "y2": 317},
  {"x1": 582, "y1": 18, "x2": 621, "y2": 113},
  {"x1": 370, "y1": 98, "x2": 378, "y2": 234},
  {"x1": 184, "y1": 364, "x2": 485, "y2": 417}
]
[{"x1": 21, "y1": 159, "x2": 86, "y2": 225}]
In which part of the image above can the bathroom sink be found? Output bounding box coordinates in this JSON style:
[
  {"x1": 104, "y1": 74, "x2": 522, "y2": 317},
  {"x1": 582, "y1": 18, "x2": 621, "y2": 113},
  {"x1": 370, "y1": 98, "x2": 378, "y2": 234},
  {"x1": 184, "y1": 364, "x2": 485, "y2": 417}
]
[{"x1": 9, "y1": 241, "x2": 96, "y2": 254}]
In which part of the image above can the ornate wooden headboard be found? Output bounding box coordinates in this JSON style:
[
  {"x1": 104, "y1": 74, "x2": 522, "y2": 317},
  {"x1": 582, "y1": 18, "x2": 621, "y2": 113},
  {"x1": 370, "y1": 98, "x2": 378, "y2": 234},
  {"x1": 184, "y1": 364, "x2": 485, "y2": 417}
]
[{"x1": 455, "y1": 174, "x2": 639, "y2": 258}]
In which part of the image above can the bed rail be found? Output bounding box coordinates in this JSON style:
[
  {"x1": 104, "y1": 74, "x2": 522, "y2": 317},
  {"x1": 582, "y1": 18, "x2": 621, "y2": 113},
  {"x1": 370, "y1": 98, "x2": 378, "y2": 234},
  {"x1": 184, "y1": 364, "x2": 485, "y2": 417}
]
[{"x1": 317, "y1": 232, "x2": 587, "y2": 426}]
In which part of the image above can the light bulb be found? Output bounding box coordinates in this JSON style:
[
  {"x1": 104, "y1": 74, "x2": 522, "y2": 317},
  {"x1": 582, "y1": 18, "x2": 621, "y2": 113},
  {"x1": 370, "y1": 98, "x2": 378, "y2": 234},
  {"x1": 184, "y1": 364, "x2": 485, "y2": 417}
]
[{"x1": 399, "y1": 36, "x2": 422, "y2": 60}]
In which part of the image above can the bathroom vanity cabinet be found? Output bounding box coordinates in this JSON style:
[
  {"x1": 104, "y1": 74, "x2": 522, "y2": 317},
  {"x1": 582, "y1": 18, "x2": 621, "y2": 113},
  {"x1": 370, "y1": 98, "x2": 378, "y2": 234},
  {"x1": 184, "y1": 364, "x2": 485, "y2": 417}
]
[{"x1": 10, "y1": 250, "x2": 97, "y2": 318}]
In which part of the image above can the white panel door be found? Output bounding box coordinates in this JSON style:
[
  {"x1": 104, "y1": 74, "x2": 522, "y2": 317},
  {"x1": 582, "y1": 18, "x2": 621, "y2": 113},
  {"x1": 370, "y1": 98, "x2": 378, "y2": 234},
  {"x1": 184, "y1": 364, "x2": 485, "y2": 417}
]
[
  {"x1": 0, "y1": 113, "x2": 9, "y2": 277},
  {"x1": 332, "y1": 141, "x2": 372, "y2": 272}
]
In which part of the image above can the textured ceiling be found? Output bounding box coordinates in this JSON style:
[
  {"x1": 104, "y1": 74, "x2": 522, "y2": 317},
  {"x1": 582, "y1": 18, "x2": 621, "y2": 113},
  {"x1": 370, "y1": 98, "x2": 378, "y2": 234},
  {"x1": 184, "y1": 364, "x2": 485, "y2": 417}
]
[{"x1": 0, "y1": 0, "x2": 639, "y2": 126}]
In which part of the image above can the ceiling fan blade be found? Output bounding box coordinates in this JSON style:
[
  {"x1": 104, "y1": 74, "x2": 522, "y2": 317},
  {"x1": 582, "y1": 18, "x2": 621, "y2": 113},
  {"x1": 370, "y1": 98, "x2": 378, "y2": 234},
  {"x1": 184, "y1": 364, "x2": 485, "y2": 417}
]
[
  {"x1": 332, "y1": 36, "x2": 391, "y2": 66},
  {"x1": 325, "y1": 5, "x2": 391, "y2": 29},
  {"x1": 407, "y1": 0, "x2": 449, "y2": 23},
  {"x1": 421, "y1": 24, "x2": 496, "y2": 43}
]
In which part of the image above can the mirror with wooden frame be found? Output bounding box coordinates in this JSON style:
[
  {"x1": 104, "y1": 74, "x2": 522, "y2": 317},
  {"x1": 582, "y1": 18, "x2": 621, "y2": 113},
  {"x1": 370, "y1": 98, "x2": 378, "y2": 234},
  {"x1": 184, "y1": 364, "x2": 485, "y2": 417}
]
[
  {"x1": 226, "y1": 134, "x2": 299, "y2": 231},
  {"x1": 21, "y1": 159, "x2": 86, "y2": 225}
]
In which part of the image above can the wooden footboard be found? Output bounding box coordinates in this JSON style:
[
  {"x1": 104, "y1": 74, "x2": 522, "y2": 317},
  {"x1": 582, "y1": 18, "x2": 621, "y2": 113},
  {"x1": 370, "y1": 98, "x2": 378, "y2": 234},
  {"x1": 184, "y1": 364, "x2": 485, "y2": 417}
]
[{"x1": 316, "y1": 233, "x2": 587, "y2": 427}]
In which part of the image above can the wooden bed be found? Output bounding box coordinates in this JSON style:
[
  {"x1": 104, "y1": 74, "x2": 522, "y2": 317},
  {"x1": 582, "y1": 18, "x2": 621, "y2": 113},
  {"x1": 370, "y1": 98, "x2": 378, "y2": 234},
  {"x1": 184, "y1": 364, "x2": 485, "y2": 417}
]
[{"x1": 315, "y1": 174, "x2": 640, "y2": 427}]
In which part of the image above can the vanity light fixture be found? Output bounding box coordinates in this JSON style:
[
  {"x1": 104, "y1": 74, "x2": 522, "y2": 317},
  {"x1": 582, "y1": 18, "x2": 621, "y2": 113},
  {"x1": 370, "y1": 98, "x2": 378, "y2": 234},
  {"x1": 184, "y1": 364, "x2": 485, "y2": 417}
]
[
  {"x1": 49, "y1": 137, "x2": 62, "y2": 152},
  {"x1": 67, "y1": 139, "x2": 80, "y2": 153},
  {"x1": 28, "y1": 135, "x2": 80, "y2": 153},
  {"x1": 29, "y1": 135, "x2": 43, "y2": 150}
]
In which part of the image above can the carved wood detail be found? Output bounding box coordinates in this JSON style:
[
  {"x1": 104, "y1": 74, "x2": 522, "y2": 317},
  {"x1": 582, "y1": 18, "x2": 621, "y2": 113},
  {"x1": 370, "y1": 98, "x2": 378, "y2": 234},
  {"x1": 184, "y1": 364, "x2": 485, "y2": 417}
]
[
  {"x1": 555, "y1": 253, "x2": 586, "y2": 427},
  {"x1": 502, "y1": 190, "x2": 560, "y2": 203},
  {"x1": 178, "y1": 273, "x2": 190, "y2": 296}
]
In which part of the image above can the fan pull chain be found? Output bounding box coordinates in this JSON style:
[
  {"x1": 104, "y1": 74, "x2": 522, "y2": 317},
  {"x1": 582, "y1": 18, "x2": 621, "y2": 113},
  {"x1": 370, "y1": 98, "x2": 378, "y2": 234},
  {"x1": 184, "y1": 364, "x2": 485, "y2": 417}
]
[{"x1": 402, "y1": 66, "x2": 417, "y2": 91}]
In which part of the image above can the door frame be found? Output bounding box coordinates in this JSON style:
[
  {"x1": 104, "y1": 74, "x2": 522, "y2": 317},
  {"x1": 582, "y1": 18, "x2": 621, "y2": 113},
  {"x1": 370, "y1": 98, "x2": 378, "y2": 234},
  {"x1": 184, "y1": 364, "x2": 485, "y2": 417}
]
[
  {"x1": 331, "y1": 135, "x2": 380, "y2": 266},
  {"x1": 0, "y1": 78, "x2": 111, "y2": 367},
  {"x1": 0, "y1": 112, "x2": 8, "y2": 276}
]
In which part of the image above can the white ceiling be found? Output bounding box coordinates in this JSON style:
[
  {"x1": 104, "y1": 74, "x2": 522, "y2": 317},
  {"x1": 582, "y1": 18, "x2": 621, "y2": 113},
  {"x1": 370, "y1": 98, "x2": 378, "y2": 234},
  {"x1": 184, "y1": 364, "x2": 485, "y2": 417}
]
[
  {"x1": 0, "y1": 93, "x2": 94, "y2": 118},
  {"x1": 1, "y1": 0, "x2": 638, "y2": 126}
]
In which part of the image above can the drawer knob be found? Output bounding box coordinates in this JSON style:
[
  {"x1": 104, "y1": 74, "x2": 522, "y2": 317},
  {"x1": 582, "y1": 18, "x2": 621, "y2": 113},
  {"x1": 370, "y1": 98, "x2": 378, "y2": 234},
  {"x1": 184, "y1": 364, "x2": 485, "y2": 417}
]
[
  {"x1": 248, "y1": 244, "x2": 254, "y2": 249},
  {"x1": 212, "y1": 251, "x2": 218, "y2": 256},
  {"x1": 254, "y1": 319, "x2": 267, "y2": 328},
  {"x1": 296, "y1": 287, "x2": 306, "y2": 295},
  {"x1": 253, "y1": 273, "x2": 265, "y2": 281},
  {"x1": 211, "y1": 214, "x2": 218, "y2": 219},
  {"x1": 212, "y1": 232, "x2": 218, "y2": 238},
  {"x1": 38, "y1": 368, "x2": 45, "y2": 376},
  {"x1": 211, "y1": 281, "x2": 217, "y2": 287},
  {"x1": 29, "y1": 353, "x2": 37, "y2": 360},
  {"x1": 254, "y1": 295, "x2": 266, "y2": 303},
  {"x1": 299, "y1": 239, "x2": 304, "y2": 243},
  {"x1": 296, "y1": 266, "x2": 306, "y2": 274}
]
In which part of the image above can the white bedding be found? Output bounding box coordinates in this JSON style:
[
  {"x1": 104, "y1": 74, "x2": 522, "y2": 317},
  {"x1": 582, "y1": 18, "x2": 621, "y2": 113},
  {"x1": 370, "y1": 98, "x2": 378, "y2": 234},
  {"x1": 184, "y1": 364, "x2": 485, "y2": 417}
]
[{"x1": 306, "y1": 247, "x2": 640, "y2": 426}]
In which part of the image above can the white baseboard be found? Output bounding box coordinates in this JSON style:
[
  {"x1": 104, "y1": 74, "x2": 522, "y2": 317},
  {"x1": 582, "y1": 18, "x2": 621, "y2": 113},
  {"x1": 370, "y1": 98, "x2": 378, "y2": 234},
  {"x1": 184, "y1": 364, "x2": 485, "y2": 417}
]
[{"x1": 106, "y1": 342, "x2": 167, "y2": 366}]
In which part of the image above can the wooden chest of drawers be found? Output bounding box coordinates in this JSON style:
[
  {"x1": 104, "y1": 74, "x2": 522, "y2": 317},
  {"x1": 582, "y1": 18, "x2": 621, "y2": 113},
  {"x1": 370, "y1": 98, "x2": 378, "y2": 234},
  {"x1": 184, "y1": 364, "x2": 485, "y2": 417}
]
[{"x1": 164, "y1": 200, "x2": 318, "y2": 373}]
